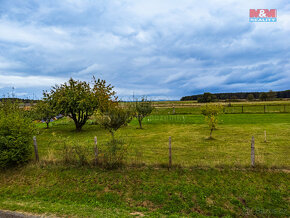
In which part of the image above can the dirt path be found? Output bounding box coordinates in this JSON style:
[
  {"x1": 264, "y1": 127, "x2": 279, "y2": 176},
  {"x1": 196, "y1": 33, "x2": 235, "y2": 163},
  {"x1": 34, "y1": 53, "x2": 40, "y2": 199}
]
[{"x1": 0, "y1": 210, "x2": 43, "y2": 218}]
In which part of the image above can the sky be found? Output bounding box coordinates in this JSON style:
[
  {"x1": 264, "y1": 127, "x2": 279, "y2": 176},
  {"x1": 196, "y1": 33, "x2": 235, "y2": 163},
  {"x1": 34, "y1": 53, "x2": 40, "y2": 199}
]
[{"x1": 0, "y1": 0, "x2": 289, "y2": 100}]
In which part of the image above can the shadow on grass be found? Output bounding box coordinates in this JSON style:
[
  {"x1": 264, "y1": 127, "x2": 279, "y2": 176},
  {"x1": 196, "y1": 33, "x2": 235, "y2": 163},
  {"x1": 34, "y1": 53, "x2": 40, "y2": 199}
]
[{"x1": 204, "y1": 137, "x2": 217, "y2": 141}]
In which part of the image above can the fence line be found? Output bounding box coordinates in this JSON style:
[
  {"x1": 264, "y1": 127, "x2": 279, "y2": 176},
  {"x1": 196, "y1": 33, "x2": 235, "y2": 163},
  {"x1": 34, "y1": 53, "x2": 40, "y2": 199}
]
[
  {"x1": 33, "y1": 132, "x2": 287, "y2": 169},
  {"x1": 153, "y1": 104, "x2": 290, "y2": 115}
]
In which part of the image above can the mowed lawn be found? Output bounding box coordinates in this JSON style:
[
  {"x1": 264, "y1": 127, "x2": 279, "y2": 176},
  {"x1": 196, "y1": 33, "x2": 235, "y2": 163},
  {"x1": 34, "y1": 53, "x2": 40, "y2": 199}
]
[
  {"x1": 0, "y1": 113, "x2": 289, "y2": 217},
  {"x1": 35, "y1": 113, "x2": 290, "y2": 169}
]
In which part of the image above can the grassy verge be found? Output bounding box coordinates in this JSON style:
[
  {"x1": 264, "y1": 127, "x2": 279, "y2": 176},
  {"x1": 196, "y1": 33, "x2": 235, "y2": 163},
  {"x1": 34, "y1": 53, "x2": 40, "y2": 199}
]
[{"x1": 0, "y1": 165, "x2": 289, "y2": 217}]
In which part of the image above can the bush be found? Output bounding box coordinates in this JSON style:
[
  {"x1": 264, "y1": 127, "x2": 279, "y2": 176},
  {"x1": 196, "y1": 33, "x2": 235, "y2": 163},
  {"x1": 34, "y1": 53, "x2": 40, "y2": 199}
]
[{"x1": 0, "y1": 101, "x2": 35, "y2": 168}]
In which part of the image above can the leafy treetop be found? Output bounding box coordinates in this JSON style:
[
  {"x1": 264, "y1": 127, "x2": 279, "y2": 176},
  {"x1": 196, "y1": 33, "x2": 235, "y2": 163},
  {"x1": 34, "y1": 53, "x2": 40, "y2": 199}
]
[{"x1": 44, "y1": 77, "x2": 115, "y2": 131}]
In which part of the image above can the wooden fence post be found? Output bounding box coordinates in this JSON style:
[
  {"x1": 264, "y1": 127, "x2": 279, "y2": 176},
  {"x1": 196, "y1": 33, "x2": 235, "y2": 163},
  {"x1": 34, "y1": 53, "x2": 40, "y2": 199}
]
[
  {"x1": 94, "y1": 136, "x2": 98, "y2": 165},
  {"x1": 33, "y1": 136, "x2": 39, "y2": 162},
  {"x1": 168, "y1": 136, "x2": 172, "y2": 169},
  {"x1": 264, "y1": 130, "x2": 267, "y2": 143},
  {"x1": 251, "y1": 136, "x2": 255, "y2": 167}
]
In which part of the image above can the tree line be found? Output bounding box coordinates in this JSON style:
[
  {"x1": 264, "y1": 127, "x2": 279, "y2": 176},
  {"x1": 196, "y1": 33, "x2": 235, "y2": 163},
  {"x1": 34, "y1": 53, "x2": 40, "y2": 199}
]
[
  {"x1": 180, "y1": 90, "x2": 290, "y2": 102},
  {"x1": 0, "y1": 98, "x2": 39, "y2": 104}
]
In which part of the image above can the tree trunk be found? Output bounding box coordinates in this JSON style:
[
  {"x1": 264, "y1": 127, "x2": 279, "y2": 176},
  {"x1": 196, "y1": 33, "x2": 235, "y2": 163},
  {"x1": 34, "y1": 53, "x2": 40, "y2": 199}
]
[
  {"x1": 71, "y1": 113, "x2": 86, "y2": 131},
  {"x1": 210, "y1": 128, "x2": 213, "y2": 138},
  {"x1": 138, "y1": 118, "x2": 143, "y2": 129},
  {"x1": 46, "y1": 122, "x2": 49, "y2": 129},
  {"x1": 75, "y1": 122, "x2": 83, "y2": 131}
]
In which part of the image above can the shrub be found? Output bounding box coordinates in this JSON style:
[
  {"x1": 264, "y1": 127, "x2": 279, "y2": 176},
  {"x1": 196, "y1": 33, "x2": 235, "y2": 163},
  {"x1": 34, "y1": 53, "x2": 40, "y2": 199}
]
[{"x1": 0, "y1": 100, "x2": 35, "y2": 168}]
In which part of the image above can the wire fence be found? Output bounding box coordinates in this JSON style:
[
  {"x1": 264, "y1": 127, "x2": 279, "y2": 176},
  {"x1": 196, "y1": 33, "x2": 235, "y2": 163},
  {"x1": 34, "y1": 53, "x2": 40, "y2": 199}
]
[
  {"x1": 153, "y1": 104, "x2": 290, "y2": 115},
  {"x1": 223, "y1": 104, "x2": 290, "y2": 114},
  {"x1": 33, "y1": 131, "x2": 290, "y2": 169}
]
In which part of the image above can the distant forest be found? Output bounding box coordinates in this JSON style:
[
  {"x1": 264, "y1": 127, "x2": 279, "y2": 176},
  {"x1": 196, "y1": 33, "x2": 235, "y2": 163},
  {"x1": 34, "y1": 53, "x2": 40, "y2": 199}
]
[
  {"x1": 0, "y1": 98, "x2": 39, "y2": 104},
  {"x1": 180, "y1": 90, "x2": 290, "y2": 101}
]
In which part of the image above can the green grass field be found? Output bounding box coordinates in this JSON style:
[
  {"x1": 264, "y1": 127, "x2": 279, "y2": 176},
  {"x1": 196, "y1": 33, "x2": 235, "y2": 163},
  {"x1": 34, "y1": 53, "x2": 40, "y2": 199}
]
[
  {"x1": 151, "y1": 101, "x2": 290, "y2": 115},
  {"x1": 152, "y1": 100, "x2": 290, "y2": 107},
  {"x1": 32, "y1": 113, "x2": 290, "y2": 168},
  {"x1": 0, "y1": 112, "x2": 289, "y2": 217}
]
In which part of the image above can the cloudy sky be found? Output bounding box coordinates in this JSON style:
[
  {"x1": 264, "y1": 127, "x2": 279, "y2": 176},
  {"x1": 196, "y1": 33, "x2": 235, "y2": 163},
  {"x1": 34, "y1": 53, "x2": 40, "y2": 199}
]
[{"x1": 0, "y1": 0, "x2": 289, "y2": 100}]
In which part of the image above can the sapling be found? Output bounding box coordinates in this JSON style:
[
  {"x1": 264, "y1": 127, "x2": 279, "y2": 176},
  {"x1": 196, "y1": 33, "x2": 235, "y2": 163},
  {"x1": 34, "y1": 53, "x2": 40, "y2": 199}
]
[
  {"x1": 201, "y1": 104, "x2": 224, "y2": 139},
  {"x1": 135, "y1": 98, "x2": 153, "y2": 129}
]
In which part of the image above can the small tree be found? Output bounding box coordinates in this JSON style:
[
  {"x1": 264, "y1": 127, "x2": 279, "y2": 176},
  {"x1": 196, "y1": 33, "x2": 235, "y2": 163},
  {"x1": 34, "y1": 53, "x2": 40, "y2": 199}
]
[
  {"x1": 34, "y1": 100, "x2": 57, "y2": 128},
  {"x1": 97, "y1": 103, "x2": 133, "y2": 168},
  {"x1": 259, "y1": 92, "x2": 268, "y2": 101},
  {"x1": 45, "y1": 78, "x2": 114, "y2": 131},
  {"x1": 201, "y1": 104, "x2": 223, "y2": 139},
  {"x1": 135, "y1": 98, "x2": 154, "y2": 129},
  {"x1": 247, "y1": 94, "x2": 254, "y2": 101},
  {"x1": 267, "y1": 90, "x2": 277, "y2": 100},
  {"x1": 99, "y1": 104, "x2": 133, "y2": 141}
]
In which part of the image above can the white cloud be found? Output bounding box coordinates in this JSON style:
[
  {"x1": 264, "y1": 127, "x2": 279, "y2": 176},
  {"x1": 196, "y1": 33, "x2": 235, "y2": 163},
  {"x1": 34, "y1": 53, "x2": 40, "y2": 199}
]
[
  {"x1": 0, "y1": 74, "x2": 67, "y2": 89},
  {"x1": 135, "y1": 31, "x2": 152, "y2": 43},
  {"x1": 0, "y1": 19, "x2": 73, "y2": 50},
  {"x1": 115, "y1": 87, "x2": 171, "y2": 96},
  {"x1": 15, "y1": 92, "x2": 28, "y2": 96},
  {"x1": 75, "y1": 63, "x2": 103, "y2": 75},
  {"x1": 0, "y1": 56, "x2": 23, "y2": 70}
]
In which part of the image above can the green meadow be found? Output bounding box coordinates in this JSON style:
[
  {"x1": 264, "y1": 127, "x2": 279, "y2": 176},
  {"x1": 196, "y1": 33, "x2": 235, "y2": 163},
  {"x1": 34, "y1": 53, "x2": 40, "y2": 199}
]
[
  {"x1": 0, "y1": 112, "x2": 289, "y2": 217},
  {"x1": 151, "y1": 101, "x2": 290, "y2": 115},
  {"x1": 33, "y1": 113, "x2": 290, "y2": 168}
]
